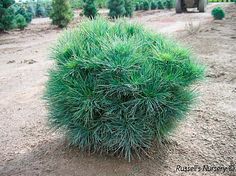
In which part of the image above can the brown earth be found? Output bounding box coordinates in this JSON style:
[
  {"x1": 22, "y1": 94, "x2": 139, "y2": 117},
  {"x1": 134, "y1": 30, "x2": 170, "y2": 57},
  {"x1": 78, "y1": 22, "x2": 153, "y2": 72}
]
[{"x1": 0, "y1": 3, "x2": 235, "y2": 176}]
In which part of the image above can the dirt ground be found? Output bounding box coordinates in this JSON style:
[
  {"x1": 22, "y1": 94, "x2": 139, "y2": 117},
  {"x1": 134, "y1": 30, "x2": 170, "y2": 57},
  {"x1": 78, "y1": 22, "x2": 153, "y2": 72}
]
[{"x1": 0, "y1": 3, "x2": 235, "y2": 176}]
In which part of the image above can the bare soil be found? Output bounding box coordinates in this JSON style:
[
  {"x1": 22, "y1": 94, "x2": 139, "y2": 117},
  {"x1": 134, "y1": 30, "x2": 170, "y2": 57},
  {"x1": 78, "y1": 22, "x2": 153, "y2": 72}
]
[{"x1": 0, "y1": 3, "x2": 235, "y2": 176}]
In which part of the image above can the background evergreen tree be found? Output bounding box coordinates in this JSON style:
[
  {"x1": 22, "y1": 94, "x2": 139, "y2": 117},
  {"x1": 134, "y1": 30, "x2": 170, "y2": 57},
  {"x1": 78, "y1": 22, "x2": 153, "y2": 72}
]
[
  {"x1": 0, "y1": 0, "x2": 16, "y2": 31},
  {"x1": 157, "y1": 1, "x2": 164, "y2": 9},
  {"x1": 36, "y1": 3, "x2": 46, "y2": 17},
  {"x1": 16, "y1": 6, "x2": 32, "y2": 23},
  {"x1": 15, "y1": 14, "x2": 27, "y2": 30},
  {"x1": 151, "y1": 1, "x2": 157, "y2": 10},
  {"x1": 139, "y1": 2, "x2": 144, "y2": 10},
  {"x1": 83, "y1": 0, "x2": 97, "y2": 18},
  {"x1": 50, "y1": 0, "x2": 73, "y2": 28},
  {"x1": 124, "y1": 0, "x2": 134, "y2": 17},
  {"x1": 165, "y1": 0, "x2": 174, "y2": 9},
  {"x1": 108, "y1": 0, "x2": 126, "y2": 18},
  {"x1": 143, "y1": 0, "x2": 150, "y2": 10},
  {"x1": 27, "y1": 4, "x2": 36, "y2": 18},
  {"x1": 135, "y1": 2, "x2": 140, "y2": 11}
]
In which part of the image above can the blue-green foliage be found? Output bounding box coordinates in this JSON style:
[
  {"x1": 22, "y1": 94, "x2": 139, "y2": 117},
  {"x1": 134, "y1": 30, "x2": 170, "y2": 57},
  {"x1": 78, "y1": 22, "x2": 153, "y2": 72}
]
[
  {"x1": 15, "y1": 5, "x2": 32, "y2": 23},
  {"x1": 27, "y1": 4, "x2": 36, "y2": 17},
  {"x1": 83, "y1": 0, "x2": 97, "y2": 18},
  {"x1": 36, "y1": 3, "x2": 47, "y2": 17},
  {"x1": 164, "y1": 0, "x2": 174, "y2": 9},
  {"x1": 50, "y1": 0, "x2": 73, "y2": 28},
  {"x1": 107, "y1": 0, "x2": 136, "y2": 18},
  {"x1": 151, "y1": 1, "x2": 157, "y2": 9},
  {"x1": 211, "y1": 7, "x2": 225, "y2": 20},
  {"x1": 0, "y1": 0, "x2": 16, "y2": 31},
  {"x1": 108, "y1": 0, "x2": 126, "y2": 18},
  {"x1": 143, "y1": 0, "x2": 150, "y2": 10},
  {"x1": 45, "y1": 18, "x2": 204, "y2": 161},
  {"x1": 135, "y1": 2, "x2": 140, "y2": 10},
  {"x1": 124, "y1": 0, "x2": 135, "y2": 17},
  {"x1": 157, "y1": 0, "x2": 164, "y2": 9},
  {"x1": 135, "y1": 0, "x2": 173, "y2": 11},
  {"x1": 15, "y1": 13, "x2": 27, "y2": 29},
  {"x1": 15, "y1": 1, "x2": 52, "y2": 18}
]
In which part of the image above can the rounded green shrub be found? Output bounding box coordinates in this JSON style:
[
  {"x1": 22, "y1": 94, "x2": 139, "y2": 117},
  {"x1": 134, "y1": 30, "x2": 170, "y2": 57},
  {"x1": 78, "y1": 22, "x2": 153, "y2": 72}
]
[
  {"x1": 211, "y1": 7, "x2": 225, "y2": 20},
  {"x1": 36, "y1": 4, "x2": 47, "y2": 17},
  {"x1": 143, "y1": 0, "x2": 150, "y2": 10},
  {"x1": 15, "y1": 14, "x2": 27, "y2": 30},
  {"x1": 124, "y1": 0, "x2": 134, "y2": 17},
  {"x1": 0, "y1": 0, "x2": 16, "y2": 31},
  {"x1": 96, "y1": 0, "x2": 107, "y2": 8},
  {"x1": 45, "y1": 3, "x2": 53, "y2": 17},
  {"x1": 135, "y1": 2, "x2": 140, "y2": 11},
  {"x1": 157, "y1": 1, "x2": 164, "y2": 9},
  {"x1": 151, "y1": 1, "x2": 157, "y2": 10},
  {"x1": 83, "y1": 0, "x2": 97, "y2": 19},
  {"x1": 165, "y1": 0, "x2": 174, "y2": 9},
  {"x1": 27, "y1": 5, "x2": 36, "y2": 18},
  {"x1": 50, "y1": 0, "x2": 73, "y2": 28},
  {"x1": 139, "y1": 2, "x2": 144, "y2": 10},
  {"x1": 45, "y1": 18, "x2": 204, "y2": 161},
  {"x1": 108, "y1": 0, "x2": 126, "y2": 18},
  {"x1": 17, "y1": 6, "x2": 32, "y2": 23}
]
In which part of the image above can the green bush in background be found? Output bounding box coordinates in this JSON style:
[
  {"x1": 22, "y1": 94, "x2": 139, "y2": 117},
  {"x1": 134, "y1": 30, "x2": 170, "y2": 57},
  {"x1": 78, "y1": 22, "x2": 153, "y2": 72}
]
[
  {"x1": 164, "y1": 0, "x2": 174, "y2": 9},
  {"x1": 70, "y1": 0, "x2": 83, "y2": 9},
  {"x1": 16, "y1": 6, "x2": 32, "y2": 23},
  {"x1": 151, "y1": 1, "x2": 157, "y2": 9},
  {"x1": 45, "y1": 18, "x2": 204, "y2": 161},
  {"x1": 0, "y1": 0, "x2": 16, "y2": 31},
  {"x1": 211, "y1": 7, "x2": 225, "y2": 20},
  {"x1": 139, "y1": 2, "x2": 144, "y2": 9},
  {"x1": 15, "y1": 13, "x2": 27, "y2": 29},
  {"x1": 135, "y1": 0, "x2": 173, "y2": 11},
  {"x1": 108, "y1": 0, "x2": 126, "y2": 18},
  {"x1": 83, "y1": 0, "x2": 97, "y2": 18},
  {"x1": 157, "y1": 1, "x2": 165, "y2": 9},
  {"x1": 36, "y1": 3, "x2": 47, "y2": 17},
  {"x1": 143, "y1": 0, "x2": 150, "y2": 10},
  {"x1": 135, "y1": 2, "x2": 140, "y2": 10},
  {"x1": 50, "y1": 0, "x2": 73, "y2": 28},
  {"x1": 27, "y1": 4, "x2": 36, "y2": 17},
  {"x1": 96, "y1": 0, "x2": 107, "y2": 8},
  {"x1": 124, "y1": 0, "x2": 134, "y2": 17}
]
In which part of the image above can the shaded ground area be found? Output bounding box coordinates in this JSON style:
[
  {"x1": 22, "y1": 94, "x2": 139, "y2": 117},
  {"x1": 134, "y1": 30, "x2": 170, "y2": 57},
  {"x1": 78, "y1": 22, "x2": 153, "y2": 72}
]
[{"x1": 0, "y1": 3, "x2": 235, "y2": 176}]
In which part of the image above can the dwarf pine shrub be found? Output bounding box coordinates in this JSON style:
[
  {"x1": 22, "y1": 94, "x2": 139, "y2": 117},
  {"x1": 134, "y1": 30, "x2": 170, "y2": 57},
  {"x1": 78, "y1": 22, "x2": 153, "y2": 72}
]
[
  {"x1": 50, "y1": 0, "x2": 73, "y2": 28},
  {"x1": 45, "y1": 18, "x2": 204, "y2": 161},
  {"x1": 27, "y1": 5, "x2": 36, "y2": 18},
  {"x1": 36, "y1": 4, "x2": 47, "y2": 17},
  {"x1": 139, "y1": 2, "x2": 144, "y2": 10},
  {"x1": 16, "y1": 6, "x2": 32, "y2": 23},
  {"x1": 83, "y1": 0, "x2": 97, "y2": 18},
  {"x1": 151, "y1": 1, "x2": 157, "y2": 10},
  {"x1": 143, "y1": 0, "x2": 150, "y2": 10},
  {"x1": 108, "y1": 0, "x2": 126, "y2": 18},
  {"x1": 211, "y1": 7, "x2": 225, "y2": 20},
  {"x1": 135, "y1": 2, "x2": 139, "y2": 10},
  {"x1": 0, "y1": 0, "x2": 16, "y2": 31},
  {"x1": 165, "y1": 0, "x2": 174, "y2": 9},
  {"x1": 124, "y1": 0, "x2": 134, "y2": 17},
  {"x1": 15, "y1": 14, "x2": 27, "y2": 30},
  {"x1": 157, "y1": 1, "x2": 164, "y2": 9}
]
